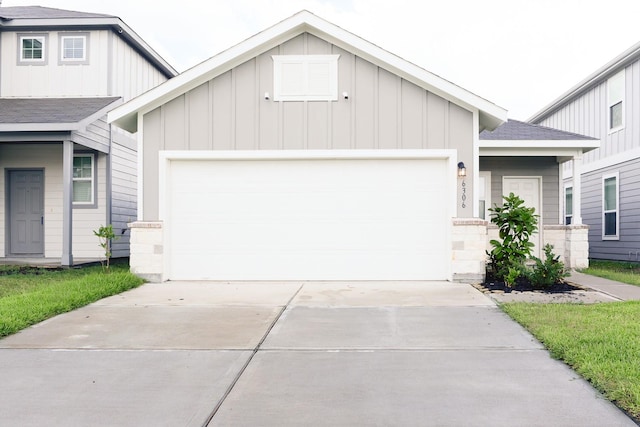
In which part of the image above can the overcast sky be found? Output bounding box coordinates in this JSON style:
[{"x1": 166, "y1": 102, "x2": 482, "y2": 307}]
[{"x1": 5, "y1": 0, "x2": 640, "y2": 119}]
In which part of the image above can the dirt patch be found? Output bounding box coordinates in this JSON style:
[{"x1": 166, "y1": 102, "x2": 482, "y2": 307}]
[{"x1": 0, "y1": 266, "x2": 63, "y2": 276}]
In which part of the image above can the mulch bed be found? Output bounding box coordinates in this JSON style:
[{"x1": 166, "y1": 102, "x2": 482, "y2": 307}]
[{"x1": 479, "y1": 280, "x2": 581, "y2": 294}]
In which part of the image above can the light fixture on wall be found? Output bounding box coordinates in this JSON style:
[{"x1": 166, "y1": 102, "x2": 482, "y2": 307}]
[{"x1": 457, "y1": 162, "x2": 466, "y2": 177}]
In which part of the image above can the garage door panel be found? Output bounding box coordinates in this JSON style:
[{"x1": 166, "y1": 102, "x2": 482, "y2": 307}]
[{"x1": 167, "y1": 158, "x2": 451, "y2": 280}]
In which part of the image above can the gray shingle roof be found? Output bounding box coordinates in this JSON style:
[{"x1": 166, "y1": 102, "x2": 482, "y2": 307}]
[
  {"x1": 480, "y1": 119, "x2": 596, "y2": 141},
  {"x1": 0, "y1": 97, "x2": 121, "y2": 124},
  {"x1": 0, "y1": 6, "x2": 113, "y2": 20}
]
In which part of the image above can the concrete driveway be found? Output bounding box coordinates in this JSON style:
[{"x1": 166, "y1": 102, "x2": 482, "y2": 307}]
[{"x1": 0, "y1": 281, "x2": 634, "y2": 426}]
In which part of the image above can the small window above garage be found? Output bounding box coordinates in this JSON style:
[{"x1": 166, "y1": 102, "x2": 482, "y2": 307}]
[{"x1": 272, "y1": 55, "x2": 339, "y2": 101}]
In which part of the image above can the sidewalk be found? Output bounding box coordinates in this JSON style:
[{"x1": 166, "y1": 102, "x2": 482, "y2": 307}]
[{"x1": 568, "y1": 271, "x2": 640, "y2": 301}]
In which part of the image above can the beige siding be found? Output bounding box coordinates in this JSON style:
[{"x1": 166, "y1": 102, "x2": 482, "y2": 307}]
[
  {"x1": 0, "y1": 144, "x2": 106, "y2": 258},
  {"x1": 141, "y1": 32, "x2": 474, "y2": 220},
  {"x1": 479, "y1": 157, "x2": 559, "y2": 224}
]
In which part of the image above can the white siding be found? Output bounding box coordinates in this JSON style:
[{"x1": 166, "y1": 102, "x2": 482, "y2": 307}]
[
  {"x1": 0, "y1": 144, "x2": 106, "y2": 259},
  {"x1": 1, "y1": 30, "x2": 110, "y2": 97},
  {"x1": 0, "y1": 30, "x2": 168, "y2": 100},
  {"x1": 110, "y1": 33, "x2": 168, "y2": 102}
]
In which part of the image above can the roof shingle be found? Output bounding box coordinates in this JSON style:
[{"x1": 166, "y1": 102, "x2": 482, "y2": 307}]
[
  {"x1": 0, "y1": 6, "x2": 113, "y2": 20},
  {"x1": 0, "y1": 97, "x2": 121, "y2": 125},
  {"x1": 480, "y1": 119, "x2": 596, "y2": 141}
]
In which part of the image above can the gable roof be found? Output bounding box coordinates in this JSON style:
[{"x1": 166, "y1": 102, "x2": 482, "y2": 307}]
[
  {"x1": 109, "y1": 10, "x2": 507, "y2": 133},
  {"x1": 0, "y1": 97, "x2": 121, "y2": 131},
  {"x1": 529, "y1": 40, "x2": 640, "y2": 123},
  {"x1": 480, "y1": 119, "x2": 597, "y2": 141},
  {"x1": 0, "y1": 6, "x2": 177, "y2": 79}
]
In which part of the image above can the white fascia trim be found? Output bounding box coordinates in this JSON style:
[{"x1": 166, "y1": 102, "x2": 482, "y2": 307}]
[
  {"x1": 480, "y1": 148, "x2": 587, "y2": 158},
  {"x1": 109, "y1": 10, "x2": 507, "y2": 132},
  {"x1": 0, "y1": 123, "x2": 80, "y2": 131},
  {"x1": 479, "y1": 139, "x2": 600, "y2": 149},
  {"x1": 159, "y1": 148, "x2": 457, "y2": 162}
]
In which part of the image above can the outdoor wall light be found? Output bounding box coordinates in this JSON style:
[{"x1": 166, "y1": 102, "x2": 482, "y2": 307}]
[{"x1": 457, "y1": 162, "x2": 466, "y2": 177}]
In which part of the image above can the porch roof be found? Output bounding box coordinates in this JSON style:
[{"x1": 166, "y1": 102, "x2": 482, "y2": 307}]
[
  {"x1": 479, "y1": 119, "x2": 597, "y2": 141},
  {"x1": 478, "y1": 119, "x2": 600, "y2": 159},
  {"x1": 0, "y1": 97, "x2": 121, "y2": 132}
]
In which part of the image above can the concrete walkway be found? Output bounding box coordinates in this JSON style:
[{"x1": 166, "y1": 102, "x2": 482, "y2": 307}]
[
  {"x1": 569, "y1": 271, "x2": 640, "y2": 301},
  {"x1": 0, "y1": 281, "x2": 635, "y2": 426}
]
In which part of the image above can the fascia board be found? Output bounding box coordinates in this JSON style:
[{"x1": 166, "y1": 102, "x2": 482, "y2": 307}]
[
  {"x1": 480, "y1": 147, "x2": 586, "y2": 157},
  {"x1": 109, "y1": 10, "x2": 507, "y2": 132},
  {"x1": 0, "y1": 123, "x2": 80, "y2": 131},
  {"x1": 479, "y1": 139, "x2": 600, "y2": 149}
]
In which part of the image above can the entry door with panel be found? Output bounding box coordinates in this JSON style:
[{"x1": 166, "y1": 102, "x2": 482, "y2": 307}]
[
  {"x1": 8, "y1": 170, "x2": 44, "y2": 255},
  {"x1": 503, "y1": 177, "x2": 541, "y2": 257}
]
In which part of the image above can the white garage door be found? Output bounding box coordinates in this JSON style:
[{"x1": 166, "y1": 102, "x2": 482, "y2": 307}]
[{"x1": 166, "y1": 157, "x2": 452, "y2": 280}]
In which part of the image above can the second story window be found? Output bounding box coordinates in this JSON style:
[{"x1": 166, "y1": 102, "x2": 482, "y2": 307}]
[
  {"x1": 607, "y1": 70, "x2": 625, "y2": 132},
  {"x1": 60, "y1": 33, "x2": 89, "y2": 64},
  {"x1": 19, "y1": 34, "x2": 47, "y2": 64}
]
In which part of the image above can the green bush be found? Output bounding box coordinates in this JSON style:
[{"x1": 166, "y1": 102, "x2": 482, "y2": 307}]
[
  {"x1": 487, "y1": 193, "x2": 538, "y2": 287},
  {"x1": 527, "y1": 244, "x2": 570, "y2": 289}
]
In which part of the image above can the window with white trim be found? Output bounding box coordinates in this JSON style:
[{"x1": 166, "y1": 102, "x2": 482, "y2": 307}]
[
  {"x1": 564, "y1": 186, "x2": 573, "y2": 225},
  {"x1": 73, "y1": 154, "x2": 94, "y2": 204},
  {"x1": 273, "y1": 55, "x2": 339, "y2": 101},
  {"x1": 607, "y1": 70, "x2": 625, "y2": 132},
  {"x1": 60, "y1": 33, "x2": 89, "y2": 63},
  {"x1": 19, "y1": 34, "x2": 47, "y2": 64},
  {"x1": 603, "y1": 173, "x2": 619, "y2": 239}
]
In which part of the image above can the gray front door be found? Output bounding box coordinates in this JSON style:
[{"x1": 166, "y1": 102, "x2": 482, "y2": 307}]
[{"x1": 9, "y1": 170, "x2": 44, "y2": 255}]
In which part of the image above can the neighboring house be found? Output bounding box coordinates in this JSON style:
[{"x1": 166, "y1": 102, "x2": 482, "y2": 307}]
[
  {"x1": 0, "y1": 6, "x2": 177, "y2": 266},
  {"x1": 109, "y1": 11, "x2": 595, "y2": 282},
  {"x1": 530, "y1": 42, "x2": 640, "y2": 262}
]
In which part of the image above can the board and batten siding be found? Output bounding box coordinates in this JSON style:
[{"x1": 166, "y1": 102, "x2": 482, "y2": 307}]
[
  {"x1": 580, "y1": 158, "x2": 640, "y2": 261},
  {"x1": 141, "y1": 32, "x2": 474, "y2": 220},
  {"x1": 0, "y1": 30, "x2": 168, "y2": 100},
  {"x1": 536, "y1": 60, "x2": 640, "y2": 165},
  {"x1": 0, "y1": 144, "x2": 106, "y2": 258},
  {"x1": 479, "y1": 157, "x2": 559, "y2": 224},
  {"x1": 109, "y1": 32, "x2": 169, "y2": 102}
]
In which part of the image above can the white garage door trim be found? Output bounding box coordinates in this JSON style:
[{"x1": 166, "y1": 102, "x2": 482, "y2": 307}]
[{"x1": 159, "y1": 149, "x2": 457, "y2": 281}]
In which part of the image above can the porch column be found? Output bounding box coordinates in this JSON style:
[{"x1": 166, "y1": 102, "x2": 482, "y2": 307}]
[
  {"x1": 572, "y1": 154, "x2": 583, "y2": 225},
  {"x1": 62, "y1": 140, "x2": 73, "y2": 266}
]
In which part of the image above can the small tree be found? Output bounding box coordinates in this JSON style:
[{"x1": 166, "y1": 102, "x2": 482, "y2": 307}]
[
  {"x1": 94, "y1": 224, "x2": 119, "y2": 272},
  {"x1": 487, "y1": 193, "x2": 538, "y2": 287}
]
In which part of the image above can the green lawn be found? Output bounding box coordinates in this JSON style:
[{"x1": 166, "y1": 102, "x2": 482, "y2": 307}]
[
  {"x1": 0, "y1": 261, "x2": 144, "y2": 338},
  {"x1": 502, "y1": 301, "x2": 640, "y2": 421},
  {"x1": 580, "y1": 260, "x2": 640, "y2": 287}
]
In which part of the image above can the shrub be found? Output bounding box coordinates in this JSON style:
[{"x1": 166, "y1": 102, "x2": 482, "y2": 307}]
[
  {"x1": 527, "y1": 244, "x2": 570, "y2": 289},
  {"x1": 93, "y1": 224, "x2": 119, "y2": 272},
  {"x1": 487, "y1": 193, "x2": 538, "y2": 287}
]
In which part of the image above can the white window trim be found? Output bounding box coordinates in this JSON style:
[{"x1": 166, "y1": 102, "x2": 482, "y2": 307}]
[
  {"x1": 479, "y1": 171, "x2": 491, "y2": 221},
  {"x1": 564, "y1": 184, "x2": 573, "y2": 225},
  {"x1": 73, "y1": 153, "x2": 95, "y2": 206},
  {"x1": 607, "y1": 70, "x2": 625, "y2": 134},
  {"x1": 18, "y1": 34, "x2": 48, "y2": 65},
  {"x1": 272, "y1": 54, "x2": 339, "y2": 101},
  {"x1": 602, "y1": 172, "x2": 619, "y2": 240},
  {"x1": 59, "y1": 33, "x2": 90, "y2": 64}
]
